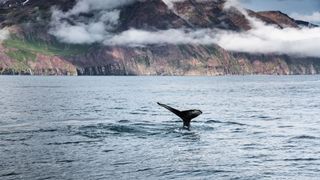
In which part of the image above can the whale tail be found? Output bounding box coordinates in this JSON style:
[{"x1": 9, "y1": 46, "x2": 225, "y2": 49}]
[{"x1": 157, "y1": 102, "x2": 202, "y2": 129}]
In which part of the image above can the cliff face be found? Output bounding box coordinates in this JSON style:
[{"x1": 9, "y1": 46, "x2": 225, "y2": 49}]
[
  {"x1": 0, "y1": 0, "x2": 319, "y2": 76},
  {"x1": 70, "y1": 45, "x2": 320, "y2": 76}
]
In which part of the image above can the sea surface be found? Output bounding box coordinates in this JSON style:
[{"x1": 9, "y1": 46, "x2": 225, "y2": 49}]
[{"x1": 0, "y1": 76, "x2": 320, "y2": 180}]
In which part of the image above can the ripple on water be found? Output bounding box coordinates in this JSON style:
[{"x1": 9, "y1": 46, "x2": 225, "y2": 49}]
[
  {"x1": 1, "y1": 135, "x2": 33, "y2": 142},
  {"x1": 102, "y1": 149, "x2": 114, "y2": 153},
  {"x1": 0, "y1": 172, "x2": 21, "y2": 178},
  {"x1": 0, "y1": 128, "x2": 60, "y2": 144},
  {"x1": 283, "y1": 158, "x2": 320, "y2": 162},
  {"x1": 0, "y1": 128, "x2": 58, "y2": 135},
  {"x1": 75, "y1": 123, "x2": 159, "y2": 138},
  {"x1": 74, "y1": 120, "x2": 215, "y2": 140},
  {"x1": 249, "y1": 114, "x2": 282, "y2": 121},
  {"x1": 290, "y1": 135, "x2": 318, "y2": 140},
  {"x1": 109, "y1": 124, "x2": 145, "y2": 133},
  {"x1": 46, "y1": 140, "x2": 99, "y2": 146},
  {"x1": 109, "y1": 107, "x2": 125, "y2": 110},
  {"x1": 278, "y1": 125, "x2": 294, "y2": 128},
  {"x1": 205, "y1": 120, "x2": 247, "y2": 126},
  {"x1": 118, "y1": 120, "x2": 131, "y2": 123},
  {"x1": 129, "y1": 112, "x2": 147, "y2": 115}
]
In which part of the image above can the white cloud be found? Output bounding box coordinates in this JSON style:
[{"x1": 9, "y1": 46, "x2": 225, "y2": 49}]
[
  {"x1": 224, "y1": 0, "x2": 243, "y2": 10},
  {"x1": 52, "y1": 22, "x2": 107, "y2": 44},
  {"x1": 104, "y1": 28, "x2": 216, "y2": 45},
  {"x1": 49, "y1": 0, "x2": 136, "y2": 44},
  {"x1": 0, "y1": 29, "x2": 9, "y2": 41},
  {"x1": 67, "y1": 0, "x2": 136, "y2": 15},
  {"x1": 214, "y1": 23, "x2": 320, "y2": 57},
  {"x1": 162, "y1": 0, "x2": 188, "y2": 9}
]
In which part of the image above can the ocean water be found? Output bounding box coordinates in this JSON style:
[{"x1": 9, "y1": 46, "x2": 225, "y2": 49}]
[{"x1": 0, "y1": 76, "x2": 320, "y2": 180}]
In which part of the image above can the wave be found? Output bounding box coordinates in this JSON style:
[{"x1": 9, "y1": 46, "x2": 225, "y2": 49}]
[
  {"x1": 18, "y1": 86, "x2": 64, "y2": 88},
  {"x1": 118, "y1": 120, "x2": 131, "y2": 123},
  {"x1": 0, "y1": 128, "x2": 58, "y2": 135},
  {"x1": 205, "y1": 120, "x2": 247, "y2": 126},
  {"x1": 283, "y1": 158, "x2": 319, "y2": 162},
  {"x1": 290, "y1": 135, "x2": 318, "y2": 140},
  {"x1": 0, "y1": 172, "x2": 21, "y2": 177},
  {"x1": 46, "y1": 140, "x2": 99, "y2": 145},
  {"x1": 250, "y1": 115, "x2": 281, "y2": 121},
  {"x1": 56, "y1": 159, "x2": 75, "y2": 163}
]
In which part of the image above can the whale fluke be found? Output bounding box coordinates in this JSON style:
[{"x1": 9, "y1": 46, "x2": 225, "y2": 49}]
[{"x1": 157, "y1": 102, "x2": 202, "y2": 130}]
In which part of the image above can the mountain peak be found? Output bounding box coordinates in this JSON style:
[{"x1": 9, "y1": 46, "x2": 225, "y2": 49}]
[
  {"x1": 119, "y1": 0, "x2": 188, "y2": 31},
  {"x1": 257, "y1": 10, "x2": 298, "y2": 28}
]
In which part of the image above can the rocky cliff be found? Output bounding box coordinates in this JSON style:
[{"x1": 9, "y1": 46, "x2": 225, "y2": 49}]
[{"x1": 0, "y1": 0, "x2": 319, "y2": 75}]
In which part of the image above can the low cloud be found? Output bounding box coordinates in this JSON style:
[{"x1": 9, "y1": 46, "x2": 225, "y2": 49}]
[
  {"x1": 50, "y1": 9, "x2": 119, "y2": 44},
  {"x1": 162, "y1": 0, "x2": 184, "y2": 9},
  {"x1": 105, "y1": 28, "x2": 216, "y2": 45},
  {"x1": 0, "y1": 29, "x2": 9, "y2": 41},
  {"x1": 50, "y1": 0, "x2": 320, "y2": 57},
  {"x1": 215, "y1": 22, "x2": 320, "y2": 57},
  {"x1": 49, "y1": 0, "x2": 136, "y2": 44}
]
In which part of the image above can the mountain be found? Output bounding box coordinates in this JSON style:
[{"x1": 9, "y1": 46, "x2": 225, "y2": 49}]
[{"x1": 0, "y1": 0, "x2": 319, "y2": 75}]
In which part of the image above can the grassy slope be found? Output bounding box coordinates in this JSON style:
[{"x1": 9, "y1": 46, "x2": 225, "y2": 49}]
[
  {"x1": 2, "y1": 37, "x2": 90, "y2": 72},
  {"x1": 4, "y1": 37, "x2": 89, "y2": 58}
]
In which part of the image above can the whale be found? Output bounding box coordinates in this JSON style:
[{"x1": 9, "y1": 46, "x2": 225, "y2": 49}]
[{"x1": 157, "y1": 102, "x2": 202, "y2": 130}]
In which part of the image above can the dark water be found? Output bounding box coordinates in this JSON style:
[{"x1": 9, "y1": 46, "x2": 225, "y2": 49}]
[{"x1": 0, "y1": 76, "x2": 320, "y2": 180}]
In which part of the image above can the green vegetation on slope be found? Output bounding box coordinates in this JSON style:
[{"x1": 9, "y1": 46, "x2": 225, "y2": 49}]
[
  {"x1": 3, "y1": 36, "x2": 91, "y2": 62},
  {"x1": 6, "y1": 49, "x2": 37, "y2": 62},
  {"x1": 1, "y1": 36, "x2": 92, "y2": 73}
]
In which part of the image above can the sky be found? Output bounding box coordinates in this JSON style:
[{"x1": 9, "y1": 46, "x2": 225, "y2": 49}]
[
  {"x1": 241, "y1": 0, "x2": 320, "y2": 24},
  {"x1": 241, "y1": 0, "x2": 320, "y2": 14}
]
